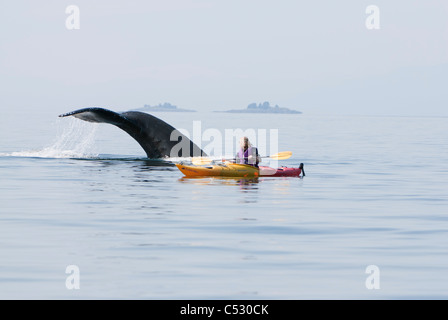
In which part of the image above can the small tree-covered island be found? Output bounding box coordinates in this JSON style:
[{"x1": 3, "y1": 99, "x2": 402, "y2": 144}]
[
  {"x1": 217, "y1": 101, "x2": 302, "y2": 114},
  {"x1": 136, "y1": 103, "x2": 196, "y2": 112}
]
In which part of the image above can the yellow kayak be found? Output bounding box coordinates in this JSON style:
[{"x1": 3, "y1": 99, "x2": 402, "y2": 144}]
[{"x1": 175, "y1": 162, "x2": 260, "y2": 177}]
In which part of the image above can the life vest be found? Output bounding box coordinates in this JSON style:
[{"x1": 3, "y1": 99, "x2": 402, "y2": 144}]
[{"x1": 236, "y1": 147, "x2": 259, "y2": 167}]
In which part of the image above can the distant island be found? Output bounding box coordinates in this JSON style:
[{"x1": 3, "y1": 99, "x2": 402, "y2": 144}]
[
  {"x1": 135, "y1": 103, "x2": 196, "y2": 112},
  {"x1": 217, "y1": 101, "x2": 302, "y2": 114}
]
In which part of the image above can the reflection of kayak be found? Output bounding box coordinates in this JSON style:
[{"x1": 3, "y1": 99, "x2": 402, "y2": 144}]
[{"x1": 175, "y1": 162, "x2": 304, "y2": 177}]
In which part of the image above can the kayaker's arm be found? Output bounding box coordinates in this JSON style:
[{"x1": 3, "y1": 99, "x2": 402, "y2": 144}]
[{"x1": 248, "y1": 147, "x2": 261, "y2": 166}]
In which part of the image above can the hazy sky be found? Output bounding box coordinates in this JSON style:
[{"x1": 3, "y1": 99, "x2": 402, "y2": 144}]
[{"x1": 1, "y1": 0, "x2": 447, "y2": 115}]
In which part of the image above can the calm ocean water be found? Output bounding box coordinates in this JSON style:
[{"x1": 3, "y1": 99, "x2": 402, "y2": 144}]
[{"x1": 0, "y1": 110, "x2": 447, "y2": 299}]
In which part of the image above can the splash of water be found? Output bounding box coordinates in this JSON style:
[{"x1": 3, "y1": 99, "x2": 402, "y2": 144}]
[{"x1": 4, "y1": 118, "x2": 99, "y2": 159}]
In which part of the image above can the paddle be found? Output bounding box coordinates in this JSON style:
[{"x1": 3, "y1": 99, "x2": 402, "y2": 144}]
[{"x1": 192, "y1": 151, "x2": 293, "y2": 165}]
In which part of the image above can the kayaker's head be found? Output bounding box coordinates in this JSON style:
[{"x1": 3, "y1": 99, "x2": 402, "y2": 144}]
[{"x1": 239, "y1": 136, "x2": 251, "y2": 151}]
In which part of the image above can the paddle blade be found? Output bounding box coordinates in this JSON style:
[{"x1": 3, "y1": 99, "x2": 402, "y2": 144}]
[{"x1": 269, "y1": 151, "x2": 292, "y2": 160}]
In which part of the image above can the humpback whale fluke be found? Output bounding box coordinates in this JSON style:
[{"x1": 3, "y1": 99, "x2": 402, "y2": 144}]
[{"x1": 59, "y1": 107, "x2": 206, "y2": 159}]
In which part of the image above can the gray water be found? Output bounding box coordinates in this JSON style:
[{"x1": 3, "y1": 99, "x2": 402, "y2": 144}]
[{"x1": 1, "y1": 111, "x2": 447, "y2": 299}]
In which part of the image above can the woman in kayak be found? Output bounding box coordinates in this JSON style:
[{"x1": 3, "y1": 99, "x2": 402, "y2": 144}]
[{"x1": 235, "y1": 137, "x2": 261, "y2": 167}]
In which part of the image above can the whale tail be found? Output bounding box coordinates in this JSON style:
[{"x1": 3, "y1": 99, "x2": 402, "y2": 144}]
[{"x1": 59, "y1": 107, "x2": 206, "y2": 159}]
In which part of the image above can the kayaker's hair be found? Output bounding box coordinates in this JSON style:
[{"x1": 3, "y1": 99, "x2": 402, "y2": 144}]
[{"x1": 240, "y1": 136, "x2": 252, "y2": 149}]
